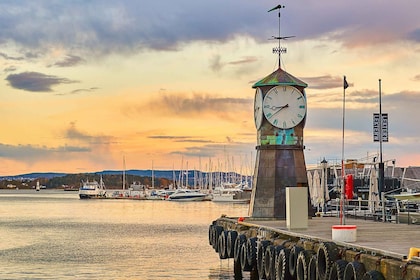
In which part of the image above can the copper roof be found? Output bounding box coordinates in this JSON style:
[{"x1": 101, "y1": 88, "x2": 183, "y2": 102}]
[{"x1": 252, "y1": 67, "x2": 308, "y2": 88}]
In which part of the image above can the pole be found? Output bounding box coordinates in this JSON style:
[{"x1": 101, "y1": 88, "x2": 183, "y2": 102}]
[
  {"x1": 378, "y1": 79, "x2": 385, "y2": 221},
  {"x1": 340, "y1": 76, "x2": 347, "y2": 225}
]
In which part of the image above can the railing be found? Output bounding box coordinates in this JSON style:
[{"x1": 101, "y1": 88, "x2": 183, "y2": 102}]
[{"x1": 319, "y1": 198, "x2": 419, "y2": 225}]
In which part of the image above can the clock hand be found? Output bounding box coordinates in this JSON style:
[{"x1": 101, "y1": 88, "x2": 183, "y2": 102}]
[{"x1": 268, "y1": 104, "x2": 289, "y2": 118}]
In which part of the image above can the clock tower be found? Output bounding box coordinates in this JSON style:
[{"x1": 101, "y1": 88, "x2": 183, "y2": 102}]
[{"x1": 249, "y1": 4, "x2": 313, "y2": 219}]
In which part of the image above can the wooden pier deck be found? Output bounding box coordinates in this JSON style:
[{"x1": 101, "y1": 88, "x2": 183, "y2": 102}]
[{"x1": 240, "y1": 216, "x2": 419, "y2": 258}]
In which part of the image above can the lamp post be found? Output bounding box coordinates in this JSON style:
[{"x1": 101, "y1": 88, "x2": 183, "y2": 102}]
[{"x1": 321, "y1": 158, "x2": 328, "y2": 213}]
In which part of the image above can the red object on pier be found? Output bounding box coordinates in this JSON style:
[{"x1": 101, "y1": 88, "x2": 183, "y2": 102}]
[{"x1": 345, "y1": 174, "x2": 354, "y2": 199}]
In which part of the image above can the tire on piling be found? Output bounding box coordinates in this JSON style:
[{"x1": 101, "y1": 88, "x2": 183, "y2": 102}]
[
  {"x1": 241, "y1": 242, "x2": 253, "y2": 272},
  {"x1": 227, "y1": 230, "x2": 238, "y2": 258},
  {"x1": 257, "y1": 240, "x2": 272, "y2": 279},
  {"x1": 218, "y1": 230, "x2": 229, "y2": 259},
  {"x1": 234, "y1": 234, "x2": 247, "y2": 263},
  {"x1": 276, "y1": 247, "x2": 292, "y2": 280},
  {"x1": 343, "y1": 261, "x2": 366, "y2": 280},
  {"x1": 361, "y1": 270, "x2": 385, "y2": 280},
  {"x1": 246, "y1": 237, "x2": 258, "y2": 269},
  {"x1": 329, "y1": 259, "x2": 348, "y2": 280},
  {"x1": 289, "y1": 245, "x2": 304, "y2": 279},
  {"x1": 317, "y1": 242, "x2": 340, "y2": 280},
  {"x1": 265, "y1": 245, "x2": 284, "y2": 280},
  {"x1": 296, "y1": 250, "x2": 315, "y2": 280}
]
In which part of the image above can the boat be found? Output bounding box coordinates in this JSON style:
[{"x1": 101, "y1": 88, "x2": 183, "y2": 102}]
[
  {"x1": 167, "y1": 188, "x2": 207, "y2": 201},
  {"x1": 78, "y1": 177, "x2": 106, "y2": 199},
  {"x1": 212, "y1": 186, "x2": 250, "y2": 203}
]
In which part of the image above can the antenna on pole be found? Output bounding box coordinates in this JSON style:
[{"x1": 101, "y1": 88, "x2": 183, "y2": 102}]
[{"x1": 268, "y1": 4, "x2": 294, "y2": 69}]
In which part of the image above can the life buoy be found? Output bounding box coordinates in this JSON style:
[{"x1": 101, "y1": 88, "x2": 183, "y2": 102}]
[
  {"x1": 329, "y1": 259, "x2": 348, "y2": 280},
  {"x1": 227, "y1": 230, "x2": 238, "y2": 258},
  {"x1": 241, "y1": 242, "x2": 252, "y2": 271},
  {"x1": 246, "y1": 237, "x2": 258, "y2": 268},
  {"x1": 361, "y1": 270, "x2": 385, "y2": 280},
  {"x1": 265, "y1": 245, "x2": 284, "y2": 280},
  {"x1": 234, "y1": 234, "x2": 247, "y2": 263},
  {"x1": 276, "y1": 248, "x2": 292, "y2": 280},
  {"x1": 257, "y1": 240, "x2": 272, "y2": 279},
  {"x1": 289, "y1": 245, "x2": 304, "y2": 278},
  {"x1": 297, "y1": 250, "x2": 315, "y2": 280},
  {"x1": 343, "y1": 261, "x2": 366, "y2": 280},
  {"x1": 308, "y1": 255, "x2": 318, "y2": 280},
  {"x1": 317, "y1": 242, "x2": 340, "y2": 280},
  {"x1": 218, "y1": 230, "x2": 228, "y2": 259}
]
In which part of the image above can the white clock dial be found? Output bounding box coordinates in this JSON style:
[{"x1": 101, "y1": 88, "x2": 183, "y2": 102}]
[
  {"x1": 262, "y1": 85, "x2": 306, "y2": 129},
  {"x1": 254, "y1": 88, "x2": 263, "y2": 129}
]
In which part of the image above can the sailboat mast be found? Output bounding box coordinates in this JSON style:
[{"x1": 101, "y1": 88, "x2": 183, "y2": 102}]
[
  {"x1": 152, "y1": 160, "x2": 154, "y2": 189},
  {"x1": 123, "y1": 155, "x2": 126, "y2": 190}
]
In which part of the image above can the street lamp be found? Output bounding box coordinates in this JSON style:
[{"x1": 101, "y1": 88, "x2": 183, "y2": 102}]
[{"x1": 321, "y1": 158, "x2": 328, "y2": 213}]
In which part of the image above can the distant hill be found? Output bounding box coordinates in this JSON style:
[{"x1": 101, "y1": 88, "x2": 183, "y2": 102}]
[{"x1": 0, "y1": 170, "x2": 251, "y2": 186}]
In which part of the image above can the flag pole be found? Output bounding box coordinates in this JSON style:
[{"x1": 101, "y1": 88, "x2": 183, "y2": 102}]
[{"x1": 340, "y1": 76, "x2": 349, "y2": 225}]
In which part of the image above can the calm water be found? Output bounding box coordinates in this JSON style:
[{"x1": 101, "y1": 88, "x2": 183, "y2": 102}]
[{"x1": 0, "y1": 189, "x2": 249, "y2": 280}]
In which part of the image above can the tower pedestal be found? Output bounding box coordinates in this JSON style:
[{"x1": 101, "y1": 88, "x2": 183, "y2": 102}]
[{"x1": 249, "y1": 146, "x2": 312, "y2": 219}]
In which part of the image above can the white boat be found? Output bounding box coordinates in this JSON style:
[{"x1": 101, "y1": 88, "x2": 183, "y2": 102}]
[
  {"x1": 168, "y1": 189, "x2": 207, "y2": 201},
  {"x1": 78, "y1": 177, "x2": 106, "y2": 199},
  {"x1": 212, "y1": 185, "x2": 250, "y2": 203}
]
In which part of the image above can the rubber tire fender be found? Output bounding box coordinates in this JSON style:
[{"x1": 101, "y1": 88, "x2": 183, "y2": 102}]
[
  {"x1": 246, "y1": 237, "x2": 258, "y2": 268},
  {"x1": 265, "y1": 245, "x2": 284, "y2": 280},
  {"x1": 208, "y1": 224, "x2": 213, "y2": 246},
  {"x1": 308, "y1": 255, "x2": 318, "y2": 280},
  {"x1": 212, "y1": 225, "x2": 224, "y2": 252},
  {"x1": 361, "y1": 270, "x2": 385, "y2": 280},
  {"x1": 296, "y1": 250, "x2": 315, "y2": 280},
  {"x1": 227, "y1": 230, "x2": 238, "y2": 258},
  {"x1": 234, "y1": 234, "x2": 247, "y2": 263},
  {"x1": 289, "y1": 245, "x2": 304, "y2": 279},
  {"x1": 329, "y1": 259, "x2": 348, "y2": 280},
  {"x1": 343, "y1": 261, "x2": 366, "y2": 280},
  {"x1": 317, "y1": 242, "x2": 340, "y2": 280},
  {"x1": 275, "y1": 248, "x2": 292, "y2": 280},
  {"x1": 241, "y1": 242, "x2": 252, "y2": 272},
  {"x1": 218, "y1": 230, "x2": 228, "y2": 259},
  {"x1": 257, "y1": 240, "x2": 272, "y2": 279}
]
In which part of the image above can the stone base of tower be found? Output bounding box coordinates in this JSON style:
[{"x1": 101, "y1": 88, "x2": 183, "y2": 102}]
[{"x1": 248, "y1": 146, "x2": 313, "y2": 219}]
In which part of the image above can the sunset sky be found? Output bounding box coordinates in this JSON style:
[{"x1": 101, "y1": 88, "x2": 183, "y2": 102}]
[{"x1": 0, "y1": 0, "x2": 419, "y2": 176}]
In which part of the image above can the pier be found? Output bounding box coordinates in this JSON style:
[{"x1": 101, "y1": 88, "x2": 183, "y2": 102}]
[{"x1": 209, "y1": 215, "x2": 420, "y2": 280}]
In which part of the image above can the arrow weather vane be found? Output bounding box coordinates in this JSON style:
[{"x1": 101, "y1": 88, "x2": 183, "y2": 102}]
[{"x1": 268, "y1": 4, "x2": 295, "y2": 69}]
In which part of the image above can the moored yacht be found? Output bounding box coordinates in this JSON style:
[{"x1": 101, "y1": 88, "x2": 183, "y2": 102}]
[
  {"x1": 78, "y1": 177, "x2": 106, "y2": 199},
  {"x1": 168, "y1": 189, "x2": 207, "y2": 201}
]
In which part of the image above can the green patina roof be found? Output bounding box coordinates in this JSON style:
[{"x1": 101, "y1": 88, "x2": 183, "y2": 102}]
[{"x1": 252, "y1": 67, "x2": 308, "y2": 88}]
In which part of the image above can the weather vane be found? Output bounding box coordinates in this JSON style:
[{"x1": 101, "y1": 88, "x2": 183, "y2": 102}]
[{"x1": 268, "y1": 4, "x2": 295, "y2": 68}]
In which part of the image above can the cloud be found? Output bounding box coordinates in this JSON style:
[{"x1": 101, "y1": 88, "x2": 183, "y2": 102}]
[
  {"x1": 51, "y1": 55, "x2": 85, "y2": 67},
  {"x1": 0, "y1": 52, "x2": 24, "y2": 61},
  {"x1": 65, "y1": 122, "x2": 114, "y2": 145},
  {"x1": 303, "y1": 75, "x2": 352, "y2": 90},
  {"x1": 4, "y1": 66, "x2": 17, "y2": 73},
  {"x1": 0, "y1": 1, "x2": 417, "y2": 57},
  {"x1": 6, "y1": 71, "x2": 76, "y2": 92},
  {"x1": 0, "y1": 143, "x2": 90, "y2": 161},
  {"x1": 123, "y1": 93, "x2": 252, "y2": 120}
]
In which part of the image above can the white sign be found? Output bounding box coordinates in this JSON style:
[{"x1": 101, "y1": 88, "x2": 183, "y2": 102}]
[{"x1": 373, "y1": 113, "x2": 388, "y2": 142}]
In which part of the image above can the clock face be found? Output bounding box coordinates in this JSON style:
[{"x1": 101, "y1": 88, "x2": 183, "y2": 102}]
[
  {"x1": 262, "y1": 85, "x2": 306, "y2": 129},
  {"x1": 254, "y1": 88, "x2": 263, "y2": 129}
]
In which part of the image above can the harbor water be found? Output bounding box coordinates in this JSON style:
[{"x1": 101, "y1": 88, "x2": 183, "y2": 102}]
[{"x1": 0, "y1": 189, "x2": 249, "y2": 279}]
